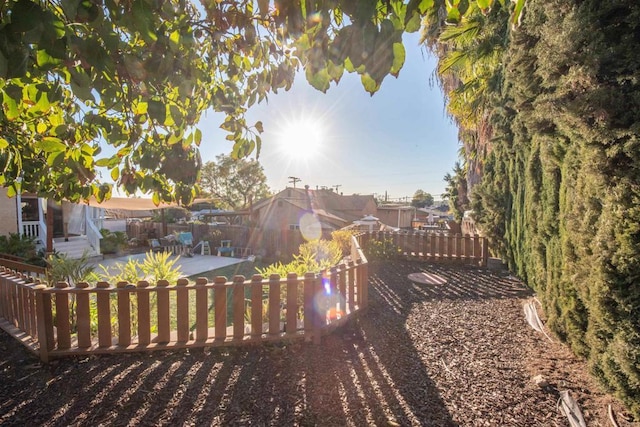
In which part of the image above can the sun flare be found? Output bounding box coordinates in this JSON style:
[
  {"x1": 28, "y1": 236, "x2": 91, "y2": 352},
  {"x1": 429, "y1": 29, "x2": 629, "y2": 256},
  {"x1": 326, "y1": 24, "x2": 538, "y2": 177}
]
[{"x1": 277, "y1": 118, "x2": 324, "y2": 160}]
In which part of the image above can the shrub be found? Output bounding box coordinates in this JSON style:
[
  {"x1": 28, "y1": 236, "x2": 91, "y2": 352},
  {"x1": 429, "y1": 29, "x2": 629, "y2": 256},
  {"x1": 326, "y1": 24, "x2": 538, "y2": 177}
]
[
  {"x1": 257, "y1": 239, "x2": 343, "y2": 277},
  {"x1": 363, "y1": 237, "x2": 401, "y2": 261},
  {"x1": 99, "y1": 229, "x2": 129, "y2": 254}
]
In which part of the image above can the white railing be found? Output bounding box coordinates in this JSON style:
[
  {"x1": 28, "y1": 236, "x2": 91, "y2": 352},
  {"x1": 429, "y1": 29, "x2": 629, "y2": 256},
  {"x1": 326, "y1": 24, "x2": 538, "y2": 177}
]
[
  {"x1": 85, "y1": 215, "x2": 102, "y2": 255},
  {"x1": 22, "y1": 221, "x2": 46, "y2": 250}
]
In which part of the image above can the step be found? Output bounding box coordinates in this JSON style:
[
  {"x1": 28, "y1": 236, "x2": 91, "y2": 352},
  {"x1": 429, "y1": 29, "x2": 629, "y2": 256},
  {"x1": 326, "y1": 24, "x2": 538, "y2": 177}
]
[{"x1": 53, "y1": 237, "x2": 99, "y2": 260}]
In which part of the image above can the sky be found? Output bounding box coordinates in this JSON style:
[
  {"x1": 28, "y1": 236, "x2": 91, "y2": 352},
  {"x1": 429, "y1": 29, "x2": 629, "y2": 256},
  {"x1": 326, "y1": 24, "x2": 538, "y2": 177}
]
[{"x1": 196, "y1": 31, "x2": 461, "y2": 203}]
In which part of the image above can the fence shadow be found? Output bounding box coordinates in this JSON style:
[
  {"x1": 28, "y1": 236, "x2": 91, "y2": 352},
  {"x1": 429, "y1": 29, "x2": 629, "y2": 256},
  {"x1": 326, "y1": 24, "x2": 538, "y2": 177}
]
[{"x1": 1, "y1": 260, "x2": 528, "y2": 426}]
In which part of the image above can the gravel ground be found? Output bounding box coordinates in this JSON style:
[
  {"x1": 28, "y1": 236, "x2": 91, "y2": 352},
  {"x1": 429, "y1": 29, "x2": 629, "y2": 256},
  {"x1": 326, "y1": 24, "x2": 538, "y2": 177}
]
[{"x1": 0, "y1": 260, "x2": 636, "y2": 426}]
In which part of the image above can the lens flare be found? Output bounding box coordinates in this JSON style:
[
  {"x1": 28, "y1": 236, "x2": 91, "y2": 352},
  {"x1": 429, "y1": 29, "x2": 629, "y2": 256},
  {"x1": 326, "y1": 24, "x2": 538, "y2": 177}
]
[{"x1": 299, "y1": 212, "x2": 321, "y2": 241}]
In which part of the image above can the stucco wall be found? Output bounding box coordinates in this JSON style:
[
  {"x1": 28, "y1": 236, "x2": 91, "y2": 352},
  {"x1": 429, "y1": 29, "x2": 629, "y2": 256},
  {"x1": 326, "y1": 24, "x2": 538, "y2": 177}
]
[{"x1": 0, "y1": 188, "x2": 19, "y2": 236}]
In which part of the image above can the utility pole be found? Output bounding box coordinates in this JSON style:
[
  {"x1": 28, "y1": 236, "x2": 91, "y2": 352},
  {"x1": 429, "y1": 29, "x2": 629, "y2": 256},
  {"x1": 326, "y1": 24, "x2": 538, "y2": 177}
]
[
  {"x1": 332, "y1": 184, "x2": 342, "y2": 193},
  {"x1": 288, "y1": 176, "x2": 301, "y2": 188}
]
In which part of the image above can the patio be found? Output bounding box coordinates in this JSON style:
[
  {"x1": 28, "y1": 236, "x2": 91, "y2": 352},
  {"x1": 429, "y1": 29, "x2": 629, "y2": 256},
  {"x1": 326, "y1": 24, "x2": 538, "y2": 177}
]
[{"x1": 91, "y1": 252, "x2": 246, "y2": 278}]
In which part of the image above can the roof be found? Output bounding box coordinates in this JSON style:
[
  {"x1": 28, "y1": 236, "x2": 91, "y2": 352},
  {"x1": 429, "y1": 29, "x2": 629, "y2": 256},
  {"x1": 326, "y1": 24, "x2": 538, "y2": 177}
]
[
  {"x1": 82, "y1": 197, "x2": 181, "y2": 211},
  {"x1": 253, "y1": 187, "x2": 375, "y2": 223}
]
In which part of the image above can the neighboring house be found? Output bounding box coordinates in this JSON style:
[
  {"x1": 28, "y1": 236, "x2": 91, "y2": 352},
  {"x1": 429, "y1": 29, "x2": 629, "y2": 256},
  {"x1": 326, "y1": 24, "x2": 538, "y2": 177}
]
[
  {"x1": 251, "y1": 187, "x2": 378, "y2": 237},
  {"x1": 0, "y1": 188, "x2": 104, "y2": 259},
  {"x1": 376, "y1": 204, "x2": 416, "y2": 229}
]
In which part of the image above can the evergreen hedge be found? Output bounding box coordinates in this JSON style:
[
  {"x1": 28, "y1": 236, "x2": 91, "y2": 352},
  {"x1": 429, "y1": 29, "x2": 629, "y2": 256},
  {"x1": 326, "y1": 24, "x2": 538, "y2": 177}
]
[{"x1": 465, "y1": 0, "x2": 640, "y2": 416}]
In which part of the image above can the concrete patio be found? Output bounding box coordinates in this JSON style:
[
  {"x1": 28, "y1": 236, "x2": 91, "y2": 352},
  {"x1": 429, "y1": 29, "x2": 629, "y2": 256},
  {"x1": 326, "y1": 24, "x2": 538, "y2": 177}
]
[{"x1": 91, "y1": 252, "x2": 246, "y2": 278}]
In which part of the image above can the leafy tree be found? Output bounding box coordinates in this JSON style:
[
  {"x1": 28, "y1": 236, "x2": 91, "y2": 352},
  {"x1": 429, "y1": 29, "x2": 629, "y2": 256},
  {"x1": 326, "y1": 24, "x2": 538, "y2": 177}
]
[
  {"x1": 411, "y1": 189, "x2": 434, "y2": 208},
  {"x1": 199, "y1": 154, "x2": 271, "y2": 210},
  {"x1": 0, "y1": 0, "x2": 523, "y2": 205},
  {"x1": 442, "y1": 161, "x2": 469, "y2": 221}
]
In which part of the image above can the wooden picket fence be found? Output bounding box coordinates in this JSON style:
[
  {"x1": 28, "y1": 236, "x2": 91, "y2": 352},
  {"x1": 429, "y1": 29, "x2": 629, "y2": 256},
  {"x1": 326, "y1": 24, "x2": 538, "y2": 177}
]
[
  {"x1": 357, "y1": 231, "x2": 489, "y2": 267},
  {"x1": 0, "y1": 237, "x2": 368, "y2": 362}
]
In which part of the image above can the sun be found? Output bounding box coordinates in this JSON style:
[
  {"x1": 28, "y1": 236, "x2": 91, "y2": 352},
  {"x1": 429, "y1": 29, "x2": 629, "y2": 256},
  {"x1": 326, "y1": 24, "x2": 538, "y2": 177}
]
[{"x1": 277, "y1": 117, "x2": 324, "y2": 160}]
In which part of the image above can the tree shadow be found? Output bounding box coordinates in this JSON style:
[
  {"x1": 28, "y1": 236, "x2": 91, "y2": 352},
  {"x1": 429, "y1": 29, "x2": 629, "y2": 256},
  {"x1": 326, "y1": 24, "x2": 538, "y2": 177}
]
[{"x1": 0, "y1": 261, "x2": 531, "y2": 426}]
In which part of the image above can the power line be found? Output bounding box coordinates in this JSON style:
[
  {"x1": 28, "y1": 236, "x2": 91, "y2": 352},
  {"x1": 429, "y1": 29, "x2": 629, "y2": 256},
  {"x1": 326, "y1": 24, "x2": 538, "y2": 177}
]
[{"x1": 288, "y1": 176, "x2": 301, "y2": 188}]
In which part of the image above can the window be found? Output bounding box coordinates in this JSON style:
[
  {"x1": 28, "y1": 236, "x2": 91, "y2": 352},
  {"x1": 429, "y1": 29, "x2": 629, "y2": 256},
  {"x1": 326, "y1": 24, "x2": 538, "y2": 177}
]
[
  {"x1": 21, "y1": 198, "x2": 39, "y2": 221},
  {"x1": 289, "y1": 224, "x2": 300, "y2": 230}
]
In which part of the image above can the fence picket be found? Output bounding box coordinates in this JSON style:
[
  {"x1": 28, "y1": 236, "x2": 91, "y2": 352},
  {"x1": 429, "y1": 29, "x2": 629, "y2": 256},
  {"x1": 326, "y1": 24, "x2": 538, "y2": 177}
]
[
  {"x1": 76, "y1": 282, "x2": 91, "y2": 348},
  {"x1": 268, "y1": 274, "x2": 280, "y2": 336},
  {"x1": 214, "y1": 277, "x2": 227, "y2": 340},
  {"x1": 96, "y1": 282, "x2": 112, "y2": 348},
  {"x1": 232, "y1": 275, "x2": 245, "y2": 340},
  {"x1": 195, "y1": 278, "x2": 209, "y2": 341},
  {"x1": 176, "y1": 278, "x2": 190, "y2": 343},
  {"x1": 137, "y1": 281, "x2": 151, "y2": 345}
]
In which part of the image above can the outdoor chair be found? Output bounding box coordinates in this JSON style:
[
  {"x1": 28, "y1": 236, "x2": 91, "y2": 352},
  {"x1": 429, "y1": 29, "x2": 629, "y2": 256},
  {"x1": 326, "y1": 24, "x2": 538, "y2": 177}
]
[{"x1": 217, "y1": 240, "x2": 234, "y2": 257}]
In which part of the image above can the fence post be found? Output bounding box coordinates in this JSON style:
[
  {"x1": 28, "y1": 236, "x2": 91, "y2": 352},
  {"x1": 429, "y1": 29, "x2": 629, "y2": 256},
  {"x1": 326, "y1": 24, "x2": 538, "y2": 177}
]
[
  {"x1": 250, "y1": 274, "x2": 263, "y2": 338},
  {"x1": 313, "y1": 273, "x2": 325, "y2": 344},
  {"x1": 303, "y1": 273, "x2": 315, "y2": 340},
  {"x1": 195, "y1": 277, "x2": 209, "y2": 342},
  {"x1": 268, "y1": 274, "x2": 280, "y2": 336},
  {"x1": 347, "y1": 261, "x2": 355, "y2": 313},
  {"x1": 156, "y1": 280, "x2": 171, "y2": 344},
  {"x1": 214, "y1": 276, "x2": 227, "y2": 341},
  {"x1": 34, "y1": 285, "x2": 53, "y2": 362},
  {"x1": 75, "y1": 282, "x2": 92, "y2": 348},
  {"x1": 117, "y1": 281, "x2": 131, "y2": 347},
  {"x1": 54, "y1": 282, "x2": 71, "y2": 350},
  {"x1": 176, "y1": 278, "x2": 190, "y2": 343},
  {"x1": 285, "y1": 273, "x2": 298, "y2": 335},
  {"x1": 137, "y1": 280, "x2": 151, "y2": 346},
  {"x1": 232, "y1": 275, "x2": 246, "y2": 340},
  {"x1": 482, "y1": 237, "x2": 489, "y2": 267},
  {"x1": 96, "y1": 281, "x2": 112, "y2": 348}
]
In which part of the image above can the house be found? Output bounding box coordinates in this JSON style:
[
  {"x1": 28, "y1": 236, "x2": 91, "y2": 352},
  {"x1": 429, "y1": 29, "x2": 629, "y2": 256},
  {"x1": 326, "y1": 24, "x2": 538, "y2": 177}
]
[
  {"x1": 375, "y1": 204, "x2": 416, "y2": 229},
  {"x1": 250, "y1": 187, "x2": 378, "y2": 238},
  {"x1": 0, "y1": 188, "x2": 104, "y2": 259},
  {"x1": 1, "y1": 190, "x2": 185, "y2": 259}
]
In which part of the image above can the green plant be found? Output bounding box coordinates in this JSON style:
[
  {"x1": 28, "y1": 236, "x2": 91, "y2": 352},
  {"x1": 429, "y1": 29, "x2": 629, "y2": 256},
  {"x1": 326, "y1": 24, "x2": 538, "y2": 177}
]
[
  {"x1": 46, "y1": 252, "x2": 96, "y2": 286},
  {"x1": 257, "y1": 239, "x2": 343, "y2": 277},
  {"x1": 363, "y1": 238, "x2": 402, "y2": 261},
  {"x1": 0, "y1": 233, "x2": 38, "y2": 260},
  {"x1": 99, "y1": 229, "x2": 129, "y2": 254},
  {"x1": 331, "y1": 229, "x2": 357, "y2": 258},
  {"x1": 139, "y1": 251, "x2": 183, "y2": 284}
]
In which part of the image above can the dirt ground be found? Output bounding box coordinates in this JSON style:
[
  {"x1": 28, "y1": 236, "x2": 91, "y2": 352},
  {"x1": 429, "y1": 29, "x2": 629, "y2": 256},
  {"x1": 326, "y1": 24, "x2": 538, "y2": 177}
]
[{"x1": 0, "y1": 260, "x2": 636, "y2": 426}]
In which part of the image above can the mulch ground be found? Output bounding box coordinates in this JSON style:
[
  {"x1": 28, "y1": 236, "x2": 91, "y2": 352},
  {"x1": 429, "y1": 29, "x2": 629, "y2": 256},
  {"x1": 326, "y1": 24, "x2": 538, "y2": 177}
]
[{"x1": 0, "y1": 260, "x2": 636, "y2": 426}]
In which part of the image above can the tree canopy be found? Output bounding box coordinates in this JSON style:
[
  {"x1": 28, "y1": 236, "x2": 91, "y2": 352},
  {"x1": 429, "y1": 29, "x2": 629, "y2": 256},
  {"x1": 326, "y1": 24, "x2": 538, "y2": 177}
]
[
  {"x1": 199, "y1": 154, "x2": 271, "y2": 210},
  {"x1": 411, "y1": 189, "x2": 433, "y2": 208},
  {"x1": 0, "y1": 0, "x2": 522, "y2": 205}
]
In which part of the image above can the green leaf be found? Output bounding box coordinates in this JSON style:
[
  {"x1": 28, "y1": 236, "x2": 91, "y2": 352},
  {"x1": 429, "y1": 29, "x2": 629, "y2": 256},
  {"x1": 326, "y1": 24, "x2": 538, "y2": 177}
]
[
  {"x1": 446, "y1": 6, "x2": 461, "y2": 24},
  {"x1": 255, "y1": 121, "x2": 264, "y2": 133},
  {"x1": 361, "y1": 73, "x2": 380, "y2": 94},
  {"x1": 476, "y1": 0, "x2": 492, "y2": 11},
  {"x1": 391, "y1": 43, "x2": 406, "y2": 76},
  {"x1": 152, "y1": 192, "x2": 161, "y2": 206},
  {"x1": 169, "y1": 30, "x2": 180, "y2": 46},
  {"x1": 6, "y1": 185, "x2": 16, "y2": 198},
  {"x1": 135, "y1": 101, "x2": 148, "y2": 115},
  {"x1": 305, "y1": 67, "x2": 331, "y2": 93},
  {"x1": 194, "y1": 128, "x2": 202, "y2": 146},
  {"x1": 36, "y1": 49, "x2": 62, "y2": 68},
  {"x1": 3, "y1": 96, "x2": 20, "y2": 121},
  {"x1": 0, "y1": 138, "x2": 8, "y2": 150},
  {"x1": 111, "y1": 167, "x2": 119, "y2": 181},
  {"x1": 36, "y1": 122, "x2": 47, "y2": 134},
  {"x1": 46, "y1": 151, "x2": 63, "y2": 167},
  {"x1": 512, "y1": 0, "x2": 525, "y2": 27},
  {"x1": 37, "y1": 137, "x2": 66, "y2": 153},
  {"x1": 148, "y1": 100, "x2": 166, "y2": 123},
  {"x1": 95, "y1": 158, "x2": 112, "y2": 167},
  {"x1": 405, "y1": 11, "x2": 422, "y2": 32}
]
